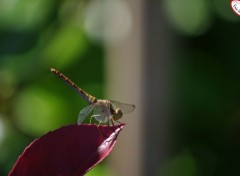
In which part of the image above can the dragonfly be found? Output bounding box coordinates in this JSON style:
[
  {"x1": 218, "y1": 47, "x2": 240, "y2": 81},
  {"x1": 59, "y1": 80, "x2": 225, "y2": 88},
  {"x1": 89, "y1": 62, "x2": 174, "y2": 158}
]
[{"x1": 50, "y1": 68, "x2": 135, "y2": 126}]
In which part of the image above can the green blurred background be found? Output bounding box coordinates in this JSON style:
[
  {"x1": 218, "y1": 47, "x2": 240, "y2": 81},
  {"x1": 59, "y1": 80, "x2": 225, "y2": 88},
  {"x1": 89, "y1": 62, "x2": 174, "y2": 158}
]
[
  {"x1": 0, "y1": 0, "x2": 240, "y2": 175},
  {"x1": 0, "y1": 0, "x2": 105, "y2": 175}
]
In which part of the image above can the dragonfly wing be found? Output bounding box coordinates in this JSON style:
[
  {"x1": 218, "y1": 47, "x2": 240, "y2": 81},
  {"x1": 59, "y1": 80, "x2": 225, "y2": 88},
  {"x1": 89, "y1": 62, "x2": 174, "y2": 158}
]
[
  {"x1": 78, "y1": 104, "x2": 95, "y2": 125},
  {"x1": 110, "y1": 100, "x2": 135, "y2": 114},
  {"x1": 92, "y1": 107, "x2": 109, "y2": 124}
]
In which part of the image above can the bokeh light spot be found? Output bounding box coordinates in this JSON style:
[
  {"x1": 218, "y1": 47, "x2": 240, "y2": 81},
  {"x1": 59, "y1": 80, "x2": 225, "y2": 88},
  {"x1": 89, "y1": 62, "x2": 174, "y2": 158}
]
[
  {"x1": 163, "y1": 0, "x2": 212, "y2": 35},
  {"x1": 14, "y1": 86, "x2": 71, "y2": 136},
  {"x1": 41, "y1": 25, "x2": 88, "y2": 68},
  {"x1": 84, "y1": 0, "x2": 132, "y2": 43},
  {"x1": 0, "y1": 0, "x2": 53, "y2": 29}
]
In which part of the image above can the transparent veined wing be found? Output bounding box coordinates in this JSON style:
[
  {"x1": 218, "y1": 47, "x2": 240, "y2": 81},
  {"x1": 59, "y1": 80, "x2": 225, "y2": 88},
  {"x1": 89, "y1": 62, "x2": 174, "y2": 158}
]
[
  {"x1": 110, "y1": 100, "x2": 135, "y2": 114},
  {"x1": 92, "y1": 106, "x2": 109, "y2": 123},
  {"x1": 78, "y1": 104, "x2": 95, "y2": 125}
]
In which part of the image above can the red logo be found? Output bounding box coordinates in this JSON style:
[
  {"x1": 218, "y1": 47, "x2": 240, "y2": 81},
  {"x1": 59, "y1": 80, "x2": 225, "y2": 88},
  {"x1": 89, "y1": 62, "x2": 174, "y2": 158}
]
[{"x1": 231, "y1": 0, "x2": 240, "y2": 16}]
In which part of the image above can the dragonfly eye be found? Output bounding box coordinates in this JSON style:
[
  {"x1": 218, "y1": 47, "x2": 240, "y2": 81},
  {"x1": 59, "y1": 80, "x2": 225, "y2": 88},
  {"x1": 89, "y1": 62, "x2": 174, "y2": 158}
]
[{"x1": 113, "y1": 108, "x2": 123, "y2": 120}]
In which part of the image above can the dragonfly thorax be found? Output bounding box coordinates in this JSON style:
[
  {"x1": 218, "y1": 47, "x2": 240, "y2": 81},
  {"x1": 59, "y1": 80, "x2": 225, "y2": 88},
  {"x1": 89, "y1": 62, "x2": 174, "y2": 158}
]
[{"x1": 95, "y1": 99, "x2": 123, "y2": 121}]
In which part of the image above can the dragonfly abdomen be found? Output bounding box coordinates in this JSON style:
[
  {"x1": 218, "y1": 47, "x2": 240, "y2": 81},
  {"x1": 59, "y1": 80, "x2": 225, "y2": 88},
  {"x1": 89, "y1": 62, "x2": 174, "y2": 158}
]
[{"x1": 50, "y1": 68, "x2": 97, "y2": 104}]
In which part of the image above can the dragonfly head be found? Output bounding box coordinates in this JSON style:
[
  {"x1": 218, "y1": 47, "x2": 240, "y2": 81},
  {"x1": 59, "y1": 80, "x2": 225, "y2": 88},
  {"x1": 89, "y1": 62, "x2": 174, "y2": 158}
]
[{"x1": 112, "y1": 108, "x2": 123, "y2": 120}]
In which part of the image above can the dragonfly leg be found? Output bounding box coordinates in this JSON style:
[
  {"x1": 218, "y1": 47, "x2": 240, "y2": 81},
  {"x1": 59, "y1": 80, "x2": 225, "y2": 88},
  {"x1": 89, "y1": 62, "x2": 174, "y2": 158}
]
[
  {"x1": 89, "y1": 116, "x2": 93, "y2": 124},
  {"x1": 109, "y1": 120, "x2": 122, "y2": 137},
  {"x1": 107, "y1": 119, "x2": 115, "y2": 131},
  {"x1": 97, "y1": 121, "x2": 105, "y2": 138},
  {"x1": 105, "y1": 119, "x2": 115, "y2": 135},
  {"x1": 116, "y1": 120, "x2": 122, "y2": 124},
  {"x1": 91, "y1": 114, "x2": 101, "y2": 117},
  {"x1": 111, "y1": 119, "x2": 115, "y2": 127},
  {"x1": 107, "y1": 119, "x2": 121, "y2": 141}
]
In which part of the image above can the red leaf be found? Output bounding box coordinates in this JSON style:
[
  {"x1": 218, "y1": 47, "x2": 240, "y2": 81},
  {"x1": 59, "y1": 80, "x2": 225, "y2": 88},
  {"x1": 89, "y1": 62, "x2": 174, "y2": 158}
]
[{"x1": 9, "y1": 124, "x2": 124, "y2": 176}]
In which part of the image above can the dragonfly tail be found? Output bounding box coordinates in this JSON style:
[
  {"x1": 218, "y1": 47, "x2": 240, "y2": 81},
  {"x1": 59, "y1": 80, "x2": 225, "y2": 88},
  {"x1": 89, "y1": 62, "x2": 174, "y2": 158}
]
[{"x1": 51, "y1": 68, "x2": 97, "y2": 104}]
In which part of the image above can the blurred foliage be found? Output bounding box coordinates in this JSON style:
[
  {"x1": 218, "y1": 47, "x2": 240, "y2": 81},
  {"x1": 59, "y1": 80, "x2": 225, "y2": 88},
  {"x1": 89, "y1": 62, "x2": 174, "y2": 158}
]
[
  {"x1": 163, "y1": 0, "x2": 240, "y2": 35},
  {"x1": 164, "y1": 0, "x2": 240, "y2": 175},
  {"x1": 163, "y1": 0, "x2": 212, "y2": 35},
  {"x1": 160, "y1": 150, "x2": 197, "y2": 176},
  {"x1": 85, "y1": 162, "x2": 113, "y2": 176},
  {"x1": 0, "y1": 0, "x2": 106, "y2": 175}
]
